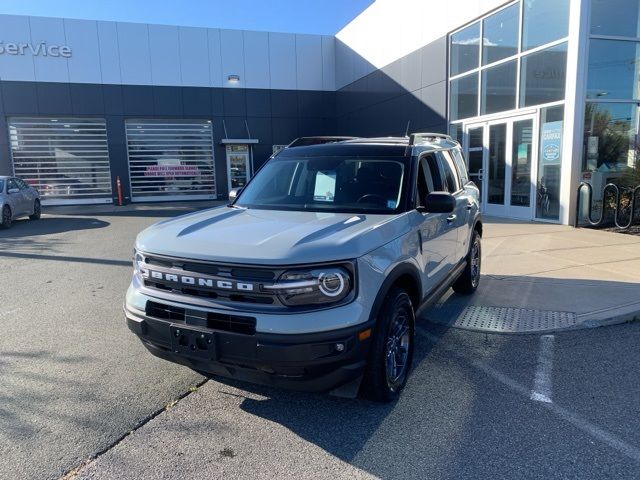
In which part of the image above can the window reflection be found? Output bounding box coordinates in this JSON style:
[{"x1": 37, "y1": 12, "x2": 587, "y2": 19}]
[
  {"x1": 587, "y1": 40, "x2": 640, "y2": 100},
  {"x1": 522, "y1": 0, "x2": 569, "y2": 51},
  {"x1": 450, "y1": 73, "x2": 479, "y2": 120},
  {"x1": 591, "y1": 0, "x2": 640, "y2": 37},
  {"x1": 520, "y1": 43, "x2": 567, "y2": 107},
  {"x1": 481, "y1": 60, "x2": 517, "y2": 115},
  {"x1": 583, "y1": 103, "x2": 637, "y2": 172},
  {"x1": 482, "y1": 4, "x2": 519, "y2": 65},
  {"x1": 450, "y1": 22, "x2": 481, "y2": 76}
]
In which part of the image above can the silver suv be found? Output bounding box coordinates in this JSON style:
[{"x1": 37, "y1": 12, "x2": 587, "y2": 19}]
[
  {"x1": 0, "y1": 176, "x2": 41, "y2": 229},
  {"x1": 125, "y1": 134, "x2": 482, "y2": 402}
]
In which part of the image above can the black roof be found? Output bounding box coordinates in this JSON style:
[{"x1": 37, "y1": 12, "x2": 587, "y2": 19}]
[{"x1": 277, "y1": 141, "x2": 410, "y2": 158}]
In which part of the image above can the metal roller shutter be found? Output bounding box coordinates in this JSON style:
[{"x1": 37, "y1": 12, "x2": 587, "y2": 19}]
[
  {"x1": 126, "y1": 119, "x2": 217, "y2": 202},
  {"x1": 8, "y1": 117, "x2": 113, "y2": 205}
]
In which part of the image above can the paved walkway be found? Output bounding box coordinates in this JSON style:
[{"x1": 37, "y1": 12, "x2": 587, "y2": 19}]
[{"x1": 425, "y1": 218, "x2": 640, "y2": 333}]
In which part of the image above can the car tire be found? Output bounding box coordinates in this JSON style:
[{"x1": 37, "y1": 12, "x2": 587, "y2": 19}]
[
  {"x1": 452, "y1": 230, "x2": 481, "y2": 295},
  {"x1": 1, "y1": 205, "x2": 12, "y2": 229},
  {"x1": 29, "y1": 199, "x2": 41, "y2": 220},
  {"x1": 362, "y1": 287, "x2": 415, "y2": 403}
]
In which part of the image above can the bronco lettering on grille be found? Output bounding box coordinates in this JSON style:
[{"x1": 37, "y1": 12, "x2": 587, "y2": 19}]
[{"x1": 147, "y1": 270, "x2": 255, "y2": 292}]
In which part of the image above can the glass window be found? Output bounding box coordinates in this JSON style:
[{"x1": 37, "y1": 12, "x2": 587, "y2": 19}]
[
  {"x1": 451, "y1": 148, "x2": 470, "y2": 185},
  {"x1": 439, "y1": 151, "x2": 461, "y2": 192},
  {"x1": 488, "y1": 124, "x2": 507, "y2": 204},
  {"x1": 591, "y1": 0, "x2": 640, "y2": 37},
  {"x1": 450, "y1": 73, "x2": 479, "y2": 120},
  {"x1": 481, "y1": 60, "x2": 517, "y2": 114},
  {"x1": 511, "y1": 119, "x2": 534, "y2": 207},
  {"x1": 522, "y1": 0, "x2": 569, "y2": 51},
  {"x1": 8, "y1": 117, "x2": 113, "y2": 201},
  {"x1": 583, "y1": 102, "x2": 637, "y2": 171},
  {"x1": 0, "y1": 180, "x2": 4, "y2": 193},
  {"x1": 587, "y1": 39, "x2": 640, "y2": 100},
  {"x1": 7, "y1": 178, "x2": 19, "y2": 191},
  {"x1": 449, "y1": 123, "x2": 464, "y2": 145},
  {"x1": 450, "y1": 22, "x2": 481, "y2": 76},
  {"x1": 236, "y1": 157, "x2": 408, "y2": 213},
  {"x1": 536, "y1": 105, "x2": 564, "y2": 220},
  {"x1": 416, "y1": 155, "x2": 439, "y2": 206},
  {"x1": 520, "y1": 43, "x2": 567, "y2": 107},
  {"x1": 482, "y1": 3, "x2": 519, "y2": 65}
]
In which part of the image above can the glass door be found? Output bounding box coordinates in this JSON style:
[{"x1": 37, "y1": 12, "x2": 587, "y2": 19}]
[
  {"x1": 464, "y1": 114, "x2": 537, "y2": 219},
  {"x1": 226, "y1": 144, "x2": 251, "y2": 192}
]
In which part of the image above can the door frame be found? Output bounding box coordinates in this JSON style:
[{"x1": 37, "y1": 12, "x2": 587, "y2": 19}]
[
  {"x1": 225, "y1": 144, "x2": 252, "y2": 193},
  {"x1": 463, "y1": 112, "x2": 539, "y2": 220}
]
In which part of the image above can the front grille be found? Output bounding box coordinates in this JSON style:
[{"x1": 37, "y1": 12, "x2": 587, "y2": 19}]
[
  {"x1": 146, "y1": 301, "x2": 256, "y2": 335},
  {"x1": 141, "y1": 254, "x2": 282, "y2": 306}
]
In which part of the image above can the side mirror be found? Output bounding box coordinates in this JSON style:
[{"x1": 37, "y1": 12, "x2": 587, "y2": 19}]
[
  {"x1": 7, "y1": 188, "x2": 20, "y2": 194},
  {"x1": 228, "y1": 187, "x2": 243, "y2": 202},
  {"x1": 423, "y1": 192, "x2": 456, "y2": 213}
]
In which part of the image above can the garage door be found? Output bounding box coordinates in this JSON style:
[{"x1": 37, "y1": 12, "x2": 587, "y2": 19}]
[
  {"x1": 8, "y1": 117, "x2": 113, "y2": 205},
  {"x1": 126, "y1": 119, "x2": 217, "y2": 202}
]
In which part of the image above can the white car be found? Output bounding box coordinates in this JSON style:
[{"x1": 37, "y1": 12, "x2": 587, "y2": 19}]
[{"x1": 0, "y1": 176, "x2": 41, "y2": 229}]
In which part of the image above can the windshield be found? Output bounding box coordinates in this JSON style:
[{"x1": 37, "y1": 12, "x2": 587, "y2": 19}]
[{"x1": 235, "y1": 156, "x2": 409, "y2": 214}]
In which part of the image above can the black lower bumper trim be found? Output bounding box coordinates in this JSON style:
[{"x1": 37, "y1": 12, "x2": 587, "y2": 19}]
[{"x1": 126, "y1": 308, "x2": 373, "y2": 393}]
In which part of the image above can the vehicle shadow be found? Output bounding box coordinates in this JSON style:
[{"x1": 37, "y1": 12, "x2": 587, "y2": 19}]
[{"x1": 209, "y1": 320, "x2": 451, "y2": 476}]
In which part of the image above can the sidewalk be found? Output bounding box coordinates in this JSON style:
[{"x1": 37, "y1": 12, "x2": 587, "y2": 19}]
[{"x1": 425, "y1": 218, "x2": 640, "y2": 333}]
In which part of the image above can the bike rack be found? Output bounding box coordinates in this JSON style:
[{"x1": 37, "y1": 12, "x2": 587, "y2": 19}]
[{"x1": 576, "y1": 182, "x2": 640, "y2": 229}]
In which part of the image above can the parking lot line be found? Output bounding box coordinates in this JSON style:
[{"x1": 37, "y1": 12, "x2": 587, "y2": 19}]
[
  {"x1": 531, "y1": 334, "x2": 554, "y2": 403},
  {"x1": 415, "y1": 328, "x2": 640, "y2": 463}
]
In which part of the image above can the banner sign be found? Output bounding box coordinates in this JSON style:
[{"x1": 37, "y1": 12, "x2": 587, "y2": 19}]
[{"x1": 540, "y1": 121, "x2": 563, "y2": 164}]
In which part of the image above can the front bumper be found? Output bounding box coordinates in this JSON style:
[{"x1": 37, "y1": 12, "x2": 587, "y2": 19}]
[{"x1": 125, "y1": 303, "x2": 374, "y2": 393}]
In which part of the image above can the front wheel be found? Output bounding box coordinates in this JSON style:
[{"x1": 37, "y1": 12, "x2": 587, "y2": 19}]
[
  {"x1": 452, "y1": 231, "x2": 481, "y2": 295},
  {"x1": 1, "y1": 205, "x2": 12, "y2": 229},
  {"x1": 362, "y1": 287, "x2": 415, "y2": 403},
  {"x1": 29, "y1": 199, "x2": 41, "y2": 220}
]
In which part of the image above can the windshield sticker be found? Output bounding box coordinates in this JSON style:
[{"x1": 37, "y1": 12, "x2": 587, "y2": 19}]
[
  {"x1": 387, "y1": 200, "x2": 397, "y2": 209},
  {"x1": 313, "y1": 171, "x2": 336, "y2": 202}
]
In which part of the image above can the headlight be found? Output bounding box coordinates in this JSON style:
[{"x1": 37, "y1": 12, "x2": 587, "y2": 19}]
[
  {"x1": 266, "y1": 266, "x2": 353, "y2": 306},
  {"x1": 133, "y1": 249, "x2": 146, "y2": 276}
]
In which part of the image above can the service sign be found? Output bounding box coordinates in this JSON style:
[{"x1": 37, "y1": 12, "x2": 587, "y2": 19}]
[{"x1": 0, "y1": 41, "x2": 72, "y2": 58}]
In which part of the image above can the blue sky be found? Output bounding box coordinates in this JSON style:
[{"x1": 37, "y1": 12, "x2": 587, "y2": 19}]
[{"x1": 0, "y1": 0, "x2": 374, "y2": 34}]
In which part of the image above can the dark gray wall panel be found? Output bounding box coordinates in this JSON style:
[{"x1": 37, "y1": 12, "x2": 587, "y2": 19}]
[
  {"x1": 36, "y1": 82, "x2": 72, "y2": 114},
  {"x1": 270, "y1": 90, "x2": 298, "y2": 118},
  {"x1": 222, "y1": 89, "x2": 246, "y2": 117},
  {"x1": 182, "y1": 87, "x2": 211, "y2": 116},
  {"x1": 246, "y1": 89, "x2": 271, "y2": 117},
  {"x1": 210, "y1": 89, "x2": 224, "y2": 116},
  {"x1": 153, "y1": 86, "x2": 183, "y2": 116},
  {"x1": 246, "y1": 116, "x2": 273, "y2": 146},
  {"x1": 103, "y1": 85, "x2": 124, "y2": 115},
  {"x1": 271, "y1": 117, "x2": 299, "y2": 145},
  {"x1": 122, "y1": 85, "x2": 154, "y2": 115},
  {"x1": 2, "y1": 82, "x2": 38, "y2": 114},
  {"x1": 71, "y1": 84, "x2": 105, "y2": 115}
]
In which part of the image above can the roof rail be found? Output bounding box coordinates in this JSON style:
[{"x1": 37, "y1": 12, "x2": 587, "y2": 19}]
[
  {"x1": 409, "y1": 132, "x2": 455, "y2": 146},
  {"x1": 287, "y1": 136, "x2": 356, "y2": 148}
]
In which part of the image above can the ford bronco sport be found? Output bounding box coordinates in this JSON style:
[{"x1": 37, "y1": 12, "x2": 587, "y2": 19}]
[{"x1": 125, "y1": 134, "x2": 482, "y2": 402}]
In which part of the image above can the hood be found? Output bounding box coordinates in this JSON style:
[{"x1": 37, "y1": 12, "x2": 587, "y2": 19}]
[{"x1": 135, "y1": 206, "x2": 411, "y2": 265}]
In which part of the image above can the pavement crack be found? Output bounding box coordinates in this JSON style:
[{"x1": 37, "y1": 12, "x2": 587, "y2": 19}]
[{"x1": 59, "y1": 378, "x2": 209, "y2": 480}]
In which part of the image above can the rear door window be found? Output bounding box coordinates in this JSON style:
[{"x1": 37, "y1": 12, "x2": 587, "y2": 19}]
[{"x1": 438, "y1": 151, "x2": 461, "y2": 193}]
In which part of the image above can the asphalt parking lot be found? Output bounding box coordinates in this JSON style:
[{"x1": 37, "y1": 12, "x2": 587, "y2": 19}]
[{"x1": 1, "y1": 204, "x2": 640, "y2": 480}]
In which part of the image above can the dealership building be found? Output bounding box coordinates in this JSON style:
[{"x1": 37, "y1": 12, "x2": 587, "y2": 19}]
[{"x1": 0, "y1": 0, "x2": 634, "y2": 225}]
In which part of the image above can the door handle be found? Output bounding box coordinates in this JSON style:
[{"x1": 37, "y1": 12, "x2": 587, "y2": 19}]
[
  {"x1": 466, "y1": 203, "x2": 473, "y2": 210},
  {"x1": 447, "y1": 214, "x2": 457, "y2": 223}
]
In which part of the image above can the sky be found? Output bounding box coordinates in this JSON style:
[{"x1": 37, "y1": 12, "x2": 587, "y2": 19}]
[{"x1": 0, "y1": 0, "x2": 374, "y2": 35}]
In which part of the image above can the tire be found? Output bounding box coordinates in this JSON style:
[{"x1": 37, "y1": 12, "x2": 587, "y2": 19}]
[
  {"x1": 29, "y1": 199, "x2": 41, "y2": 220},
  {"x1": 1, "y1": 205, "x2": 12, "y2": 229},
  {"x1": 362, "y1": 287, "x2": 415, "y2": 403},
  {"x1": 452, "y1": 230, "x2": 481, "y2": 295}
]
